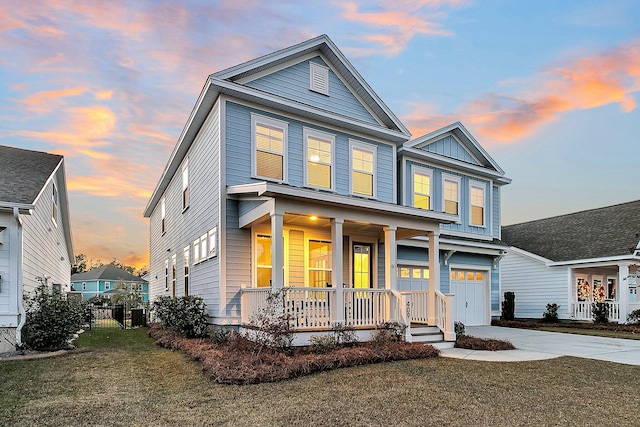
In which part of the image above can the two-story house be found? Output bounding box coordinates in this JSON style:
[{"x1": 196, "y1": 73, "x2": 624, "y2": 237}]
[
  {"x1": 0, "y1": 145, "x2": 74, "y2": 352},
  {"x1": 144, "y1": 35, "x2": 510, "y2": 343},
  {"x1": 71, "y1": 264, "x2": 149, "y2": 303}
]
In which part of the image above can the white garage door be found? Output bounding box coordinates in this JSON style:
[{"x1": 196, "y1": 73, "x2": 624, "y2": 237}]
[
  {"x1": 450, "y1": 269, "x2": 487, "y2": 326},
  {"x1": 397, "y1": 266, "x2": 429, "y2": 291}
]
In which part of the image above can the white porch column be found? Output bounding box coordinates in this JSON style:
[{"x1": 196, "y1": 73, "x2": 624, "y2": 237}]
[
  {"x1": 618, "y1": 263, "x2": 630, "y2": 322},
  {"x1": 331, "y1": 218, "x2": 344, "y2": 323},
  {"x1": 428, "y1": 230, "x2": 440, "y2": 326},
  {"x1": 384, "y1": 226, "x2": 397, "y2": 291},
  {"x1": 270, "y1": 212, "x2": 284, "y2": 289}
]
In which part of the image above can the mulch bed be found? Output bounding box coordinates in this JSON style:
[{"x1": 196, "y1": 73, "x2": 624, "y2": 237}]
[
  {"x1": 148, "y1": 324, "x2": 440, "y2": 385},
  {"x1": 454, "y1": 335, "x2": 515, "y2": 351},
  {"x1": 492, "y1": 319, "x2": 640, "y2": 333}
]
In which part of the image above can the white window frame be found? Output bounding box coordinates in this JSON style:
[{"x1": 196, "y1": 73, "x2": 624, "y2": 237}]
[
  {"x1": 105, "y1": 282, "x2": 110, "y2": 291},
  {"x1": 303, "y1": 127, "x2": 335, "y2": 191},
  {"x1": 208, "y1": 227, "x2": 217, "y2": 258},
  {"x1": 309, "y1": 62, "x2": 329, "y2": 95},
  {"x1": 52, "y1": 183, "x2": 58, "y2": 226},
  {"x1": 171, "y1": 254, "x2": 177, "y2": 296},
  {"x1": 411, "y1": 165, "x2": 433, "y2": 210},
  {"x1": 305, "y1": 238, "x2": 333, "y2": 288},
  {"x1": 193, "y1": 238, "x2": 200, "y2": 264},
  {"x1": 251, "y1": 114, "x2": 288, "y2": 183},
  {"x1": 442, "y1": 173, "x2": 461, "y2": 217},
  {"x1": 254, "y1": 233, "x2": 272, "y2": 288},
  {"x1": 161, "y1": 197, "x2": 166, "y2": 234},
  {"x1": 182, "y1": 160, "x2": 189, "y2": 211},
  {"x1": 164, "y1": 260, "x2": 169, "y2": 291},
  {"x1": 183, "y1": 246, "x2": 190, "y2": 295},
  {"x1": 349, "y1": 140, "x2": 377, "y2": 198},
  {"x1": 82, "y1": 282, "x2": 86, "y2": 291},
  {"x1": 469, "y1": 180, "x2": 487, "y2": 227}
]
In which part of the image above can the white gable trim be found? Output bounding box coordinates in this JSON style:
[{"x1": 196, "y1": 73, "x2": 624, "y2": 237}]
[{"x1": 400, "y1": 149, "x2": 509, "y2": 183}]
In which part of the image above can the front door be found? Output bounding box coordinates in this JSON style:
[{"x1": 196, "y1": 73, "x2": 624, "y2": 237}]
[{"x1": 353, "y1": 243, "x2": 372, "y2": 289}]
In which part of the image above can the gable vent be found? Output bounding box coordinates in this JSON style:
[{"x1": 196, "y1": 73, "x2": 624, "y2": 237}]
[{"x1": 309, "y1": 62, "x2": 329, "y2": 95}]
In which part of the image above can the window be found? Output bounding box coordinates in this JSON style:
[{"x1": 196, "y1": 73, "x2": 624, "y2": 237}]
[
  {"x1": 164, "y1": 260, "x2": 169, "y2": 291},
  {"x1": 252, "y1": 115, "x2": 287, "y2": 182},
  {"x1": 183, "y1": 246, "x2": 190, "y2": 296},
  {"x1": 304, "y1": 128, "x2": 334, "y2": 190},
  {"x1": 412, "y1": 167, "x2": 432, "y2": 210},
  {"x1": 309, "y1": 62, "x2": 329, "y2": 95},
  {"x1": 200, "y1": 233, "x2": 207, "y2": 261},
  {"x1": 193, "y1": 237, "x2": 200, "y2": 264},
  {"x1": 351, "y1": 141, "x2": 376, "y2": 197},
  {"x1": 52, "y1": 183, "x2": 58, "y2": 225},
  {"x1": 308, "y1": 240, "x2": 332, "y2": 288},
  {"x1": 82, "y1": 282, "x2": 86, "y2": 291},
  {"x1": 161, "y1": 197, "x2": 166, "y2": 234},
  {"x1": 470, "y1": 182, "x2": 486, "y2": 226},
  {"x1": 171, "y1": 254, "x2": 177, "y2": 297},
  {"x1": 182, "y1": 160, "x2": 189, "y2": 210},
  {"x1": 256, "y1": 235, "x2": 272, "y2": 287},
  {"x1": 443, "y1": 175, "x2": 460, "y2": 215},
  {"x1": 208, "y1": 227, "x2": 217, "y2": 258},
  {"x1": 105, "y1": 282, "x2": 110, "y2": 291}
]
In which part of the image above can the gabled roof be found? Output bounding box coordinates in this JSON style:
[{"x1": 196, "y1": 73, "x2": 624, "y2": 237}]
[
  {"x1": 71, "y1": 264, "x2": 146, "y2": 283},
  {"x1": 144, "y1": 35, "x2": 410, "y2": 217},
  {"x1": 0, "y1": 145, "x2": 63, "y2": 207},
  {"x1": 399, "y1": 122, "x2": 510, "y2": 184},
  {"x1": 501, "y1": 200, "x2": 640, "y2": 262}
]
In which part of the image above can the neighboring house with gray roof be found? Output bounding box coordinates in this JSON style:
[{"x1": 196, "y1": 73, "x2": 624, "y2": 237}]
[
  {"x1": 0, "y1": 145, "x2": 74, "y2": 351},
  {"x1": 71, "y1": 264, "x2": 148, "y2": 302},
  {"x1": 501, "y1": 200, "x2": 640, "y2": 323}
]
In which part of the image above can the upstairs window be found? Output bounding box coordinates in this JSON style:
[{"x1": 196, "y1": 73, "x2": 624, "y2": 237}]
[
  {"x1": 208, "y1": 227, "x2": 217, "y2": 258},
  {"x1": 252, "y1": 114, "x2": 287, "y2": 182},
  {"x1": 443, "y1": 175, "x2": 460, "y2": 215},
  {"x1": 52, "y1": 183, "x2": 58, "y2": 225},
  {"x1": 351, "y1": 141, "x2": 376, "y2": 197},
  {"x1": 161, "y1": 197, "x2": 166, "y2": 234},
  {"x1": 164, "y1": 260, "x2": 169, "y2": 291},
  {"x1": 182, "y1": 160, "x2": 189, "y2": 211},
  {"x1": 304, "y1": 128, "x2": 334, "y2": 190},
  {"x1": 470, "y1": 182, "x2": 486, "y2": 227},
  {"x1": 183, "y1": 246, "x2": 190, "y2": 296},
  {"x1": 309, "y1": 62, "x2": 329, "y2": 95},
  {"x1": 412, "y1": 167, "x2": 432, "y2": 210}
]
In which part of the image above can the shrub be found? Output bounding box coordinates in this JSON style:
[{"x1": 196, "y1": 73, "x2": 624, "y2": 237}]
[
  {"x1": 21, "y1": 285, "x2": 85, "y2": 350},
  {"x1": 331, "y1": 323, "x2": 359, "y2": 347},
  {"x1": 210, "y1": 326, "x2": 235, "y2": 345},
  {"x1": 455, "y1": 335, "x2": 515, "y2": 351},
  {"x1": 242, "y1": 290, "x2": 294, "y2": 355},
  {"x1": 309, "y1": 334, "x2": 338, "y2": 354},
  {"x1": 627, "y1": 309, "x2": 640, "y2": 324},
  {"x1": 501, "y1": 292, "x2": 515, "y2": 321},
  {"x1": 542, "y1": 303, "x2": 560, "y2": 323},
  {"x1": 152, "y1": 295, "x2": 209, "y2": 338},
  {"x1": 454, "y1": 321, "x2": 466, "y2": 338},
  {"x1": 592, "y1": 302, "x2": 609, "y2": 324}
]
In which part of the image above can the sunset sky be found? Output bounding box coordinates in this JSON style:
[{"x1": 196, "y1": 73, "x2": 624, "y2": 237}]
[{"x1": 1, "y1": 0, "x2": 639, "y2": 270}]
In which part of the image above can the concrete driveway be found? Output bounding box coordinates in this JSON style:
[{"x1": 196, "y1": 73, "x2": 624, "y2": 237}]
[{"x1": 439, "y1": 326, "x2": 640, "y2": 366}]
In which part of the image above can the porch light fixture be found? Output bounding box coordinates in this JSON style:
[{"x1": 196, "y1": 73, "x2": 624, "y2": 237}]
[{"x1": 309, "y1": 215, "x2": 318, "y2": 221}]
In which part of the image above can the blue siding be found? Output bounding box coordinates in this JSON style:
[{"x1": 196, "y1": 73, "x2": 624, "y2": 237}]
[
  {"x1": 245, "y1": 56, "x2": 379, "y2": 125},
  {"x1": 398, "y1": 245, "x2": 428, "y2": 262},
  {"x1": 377, "y1": 242, "x2": 385, "y2": 288},
  {"x1": 492, "y1": 185, "x2": 500, "y2": 239},
  {"x1": 225, "y1": 199, "x2": 252, "y2": 317},
  {"x1": 239, "y1": 199, "x2": 267, "y2": 217},
  {"x1": 421, "y1": 135, "x2": 479, "y2": 165},
  {"x1": 225, "y1": 102, "x2": 395, "y2": 203}
]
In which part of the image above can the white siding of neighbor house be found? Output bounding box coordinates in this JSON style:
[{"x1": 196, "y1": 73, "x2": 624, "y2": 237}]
[
  {"x1": 149, "y1": 101, "x2": 221, "y2": 317},
  {"x1": 500, "y1": 249, "x2": 570, "y2": 320},
  {"x1": 0, "y1": 212, "x2": 16, "y2": 326}
]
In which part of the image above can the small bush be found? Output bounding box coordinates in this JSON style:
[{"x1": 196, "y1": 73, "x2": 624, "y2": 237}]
[
  {"x1": 542, "y1": 303, "x2": 560, "y2": 323},
  {"x1": 332, "y1": 323, "x2": 359, "y2": 347},
  {"x1": 152, "y1": 295, "x2": 209, "y2": 338},
  {"x1": 242, "y1": 290, "x2": 294, "y2": 355},
  {"x1": 455, "y1": 335, "x2": 515, "y2": 351},
  {"x1": 627, "y1": 309, "x2": 640, "y2": 324},
  {"x1": 309, "y1": 334, "x2": 338, "y2": 354},
  {"x1": 454, "y1": 321, "x2": 466, "y2": 338},
  {"x1": 501, "y1": 292, "x2": 515, "y2": 321},
  {"x1": 21, "y1": 285, "x2": 85, "y2": 350},
  {"x1": 210, "y1": 326, "x2": 235, "y2": 345},
  {"x1": 592, "y1": 302, "x2": 609, "y2": 324}
]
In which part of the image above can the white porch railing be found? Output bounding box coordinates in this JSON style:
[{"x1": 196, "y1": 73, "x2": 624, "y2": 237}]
[
  {"x1": 343, "y1": 288, "x2": 394, "y2": 327},
  {"x1": 571, "y1": 301, "x2": 620, "y2": 322},
  {"x1": 284, "y1": 287, "x2": 334, "y2": 329},
  {"x1": 409, "y1": 291, "x2": 429, "y2": 324},
  {"x1": 435, "y1": 290, "x2": 456, "y2": 341},
  {"x1": 240, "y1": 287, "x2": 272, "y2": 324}
]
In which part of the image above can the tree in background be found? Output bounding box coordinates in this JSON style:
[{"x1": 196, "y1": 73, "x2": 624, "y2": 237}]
[
  {"x1": 110, "y1": 280, "x2": 143, "y2": 311},
  {"x1": 71, "y1": 253, "x2": 148, "y2": 277}
]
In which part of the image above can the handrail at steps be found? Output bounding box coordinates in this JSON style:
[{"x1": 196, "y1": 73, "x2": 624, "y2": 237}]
[{"x1": 435, "y1": 290, "x2": 455, "y2": 341}]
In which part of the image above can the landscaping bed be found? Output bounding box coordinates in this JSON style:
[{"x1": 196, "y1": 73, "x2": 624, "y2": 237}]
[
  {"x1": 454, "y1": 335, "x2": 515, "y2": 351},
  {"x1": 148, "y1": 324, "x2": 440, "y2": 385}
]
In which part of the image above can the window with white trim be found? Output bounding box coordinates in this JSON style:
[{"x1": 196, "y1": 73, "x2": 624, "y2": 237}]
[
  {"x1": 164, "y1": 260, "x2": 169, "y2": 291},
  {"x1": 308, "y1": 240, "x2": 332, "y2": 288},
  {"x1": 255, "y1": 234, "x2": 272, "y2": 287},
  {"x1": 200, "y1": 233, "x2": 207, "y2": 261},
  {"x1": 52, "y1": 183, "x2": 58, "y2": 225},
  {"x1": 350, "y1": 141, "x2": 376, "y2": 197},
  {"x1": 182, "y1": 160, "x2": 189, "y2": 211},
  {"x1": 443, "y1": 174, "x2": 461, "y2": 215},
  {"x1": 470, "y1": 181, "x2": 486, "y2": 226},
  {"x1": 171, "y1": 254, "x2": 177, "y2": 297},
  {"x1": 412, "y1": 166, "x2": 432, "y2": 210},
  {"x1": 193, "y1": 237, "x2": 200, "y2": 264},
  {"x1": 161, "y1": 197, "x2": 166, "y2": 234},
  {"x1": 105, "y1": 282, "x2": 110, "y2": 291},
  {"x1": 252, "y1": 114, "x2": 287, "y2": 182},
  {"x1": 82, "y1": 282, "x2": 86, "y2": 291},
  {"x1": 304, "y1": 128, "x2": 334, "y2": 190},
  {"x1": 309, "y1": 62, "x2": 329, "y2": 95},
  {"x1": 183, "y1": 246, "x2": 190, "y2": 296},
  {"x1": 208, "y1": 227, "x2": 217, "y2": 258}
]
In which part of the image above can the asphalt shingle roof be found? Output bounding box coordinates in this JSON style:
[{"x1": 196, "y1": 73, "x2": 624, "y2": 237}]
[
  {"x1": 501, "y1": 200, "x2": 640, "y2": 262},
  {"x1": 71, "y1": 265, "x2": 146, "y2": 283},
  {"x1": 0, "y1": 145, "x2": 62, "y2": 205}
]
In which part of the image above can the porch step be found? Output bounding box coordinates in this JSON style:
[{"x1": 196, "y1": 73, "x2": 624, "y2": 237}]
[{"x1": 409, "y1": 325, "x2": 444, "y2": 344}]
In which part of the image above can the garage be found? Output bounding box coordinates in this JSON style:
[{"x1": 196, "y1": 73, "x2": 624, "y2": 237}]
[
  {"x1": 450, "y1": 269, "x2": 487, "y2": 326},
  {"x1": 397, "y1": 265, "x2": 429, "y2": 291}
]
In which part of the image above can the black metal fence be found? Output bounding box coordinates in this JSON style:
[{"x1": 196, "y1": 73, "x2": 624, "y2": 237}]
[{"x1": 84, "y1": 304, "x2": 148, "y2": 329}]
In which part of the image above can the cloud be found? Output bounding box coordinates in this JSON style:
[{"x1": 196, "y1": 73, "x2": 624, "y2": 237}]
[
  {"x1": 338, "y1": 0, "x2": 466, "y2": 56},
  {"x1": 13, "y1": 87, "x2": 87, "y2": 113},
  {"x1": 403, "y1": 39, "x2": 640, "y2": 143}
]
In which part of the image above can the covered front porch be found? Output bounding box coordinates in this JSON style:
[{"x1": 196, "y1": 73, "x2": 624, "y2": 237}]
[
  {"x1": 228, "y1": 182, "x2": 459, "y2": 341},
  {"x1": 570, "y1": 263, "x2": 639, "y2": 322}
]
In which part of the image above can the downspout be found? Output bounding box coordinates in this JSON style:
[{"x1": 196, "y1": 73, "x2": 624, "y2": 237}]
[{"x1": 14, "y1": 207, "x2": 26, "y2": 347}]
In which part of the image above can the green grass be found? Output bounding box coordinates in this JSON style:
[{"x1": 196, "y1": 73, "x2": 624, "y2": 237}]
[{"x1": 1, "y1": 328, "x2": 639, "y2": 426}]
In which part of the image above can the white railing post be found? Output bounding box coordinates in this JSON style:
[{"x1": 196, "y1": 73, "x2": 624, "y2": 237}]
[{"x1": 443, "y1": 293, "x2": 455, "y2": 341}]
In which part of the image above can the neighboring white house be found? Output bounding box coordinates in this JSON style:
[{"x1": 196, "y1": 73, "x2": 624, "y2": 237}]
[
  {"x1": 0, "y1": 145, "x2": 74, "y2": 351},
  {"x1": 143, "y1": 35, "x2": 510, "y2": 343},
  {"x1": 501, "y1": 200, "x2": 640, "y2": 323}
]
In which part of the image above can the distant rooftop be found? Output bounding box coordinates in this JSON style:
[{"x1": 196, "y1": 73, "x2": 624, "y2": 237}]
[{"x1": 71, "y1": 264, "x2": 146, "y2": 282}]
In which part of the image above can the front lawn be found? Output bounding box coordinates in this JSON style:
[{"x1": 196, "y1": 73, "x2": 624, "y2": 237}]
[{"x1": 0, "y1": 328, "x2": 638, "y2": 426}]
